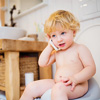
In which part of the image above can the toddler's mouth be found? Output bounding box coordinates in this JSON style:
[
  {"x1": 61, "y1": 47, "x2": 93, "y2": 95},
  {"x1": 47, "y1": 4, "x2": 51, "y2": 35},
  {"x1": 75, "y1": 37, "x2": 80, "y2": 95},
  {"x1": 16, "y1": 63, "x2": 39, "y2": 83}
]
[{"x1": 59, "y1": 43, "x2": 65, "y2": 47}]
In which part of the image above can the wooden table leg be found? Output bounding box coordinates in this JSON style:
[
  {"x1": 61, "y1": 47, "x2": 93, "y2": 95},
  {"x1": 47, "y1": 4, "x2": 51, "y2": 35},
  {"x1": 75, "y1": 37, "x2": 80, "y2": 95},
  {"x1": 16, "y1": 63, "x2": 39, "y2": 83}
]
[{"x1": 5, "y1": 52, "x2": 20, "y2": 100}]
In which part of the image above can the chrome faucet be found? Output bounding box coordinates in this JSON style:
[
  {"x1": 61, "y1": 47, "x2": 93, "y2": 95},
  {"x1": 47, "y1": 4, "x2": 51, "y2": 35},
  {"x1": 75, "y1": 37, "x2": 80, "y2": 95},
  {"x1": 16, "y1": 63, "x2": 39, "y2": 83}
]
[
  {"x1": 5, "y1": 5, "x2": 16, "y2": 27},
  {"x1": 10, "y1": 5, "x2": 16, "y2": 27}
]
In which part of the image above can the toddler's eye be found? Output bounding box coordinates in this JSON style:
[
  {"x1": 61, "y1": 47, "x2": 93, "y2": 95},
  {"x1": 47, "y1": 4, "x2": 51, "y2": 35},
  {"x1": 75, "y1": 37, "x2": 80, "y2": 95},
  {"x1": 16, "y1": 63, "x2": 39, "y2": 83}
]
[
  {"x1": 61, "y1": 32, "x2": 65, "y2": 35},
  {"x1": 52, "y1": 35, "x2": 56, "y2": 37}
]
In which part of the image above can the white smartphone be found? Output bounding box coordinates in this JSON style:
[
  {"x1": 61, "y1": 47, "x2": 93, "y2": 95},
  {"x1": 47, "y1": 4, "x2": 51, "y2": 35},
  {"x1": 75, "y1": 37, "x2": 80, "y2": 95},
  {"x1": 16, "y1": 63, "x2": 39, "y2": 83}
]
[{"x1": 49, "y1": 39, "x2": 60, "y2": 51}]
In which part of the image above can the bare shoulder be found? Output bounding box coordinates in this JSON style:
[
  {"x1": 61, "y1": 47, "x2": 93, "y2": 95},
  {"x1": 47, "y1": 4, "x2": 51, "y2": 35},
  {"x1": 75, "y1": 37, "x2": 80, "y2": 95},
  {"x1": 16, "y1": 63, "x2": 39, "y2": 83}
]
[
  {"x1": 76, "y1": 43, "x2": 93, "y2": 59},
  {"x1": 77, "y1": 44, "x2": 90, "y2": 52}
]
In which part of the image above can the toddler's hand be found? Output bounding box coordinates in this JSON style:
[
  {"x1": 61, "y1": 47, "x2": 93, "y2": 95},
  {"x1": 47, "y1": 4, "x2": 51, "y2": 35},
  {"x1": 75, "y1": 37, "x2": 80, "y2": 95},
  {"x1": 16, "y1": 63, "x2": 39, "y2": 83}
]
[
  {"x1": 46, "y1": 35, "x2": 53, "y2": 47},
  {"x1": 48, "y1": 39, "x2": 54, "y2": 49},
  {"x1": 62, "y1": 76, "x2": 78, "y2": 91}
]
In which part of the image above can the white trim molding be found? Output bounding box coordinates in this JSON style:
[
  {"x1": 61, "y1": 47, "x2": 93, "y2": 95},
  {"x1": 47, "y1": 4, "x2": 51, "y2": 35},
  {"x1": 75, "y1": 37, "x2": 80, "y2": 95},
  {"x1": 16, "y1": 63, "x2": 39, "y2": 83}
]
[{"x1": 14, "y1": 0, "x2": 48, "y2": 19}]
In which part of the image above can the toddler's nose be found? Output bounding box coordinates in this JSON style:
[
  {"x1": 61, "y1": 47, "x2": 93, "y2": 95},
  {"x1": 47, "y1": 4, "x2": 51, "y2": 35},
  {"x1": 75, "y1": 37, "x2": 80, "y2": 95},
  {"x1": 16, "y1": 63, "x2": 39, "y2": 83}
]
[{"x1": 57, "y1": 36, "x2": 62, "y2": 42}]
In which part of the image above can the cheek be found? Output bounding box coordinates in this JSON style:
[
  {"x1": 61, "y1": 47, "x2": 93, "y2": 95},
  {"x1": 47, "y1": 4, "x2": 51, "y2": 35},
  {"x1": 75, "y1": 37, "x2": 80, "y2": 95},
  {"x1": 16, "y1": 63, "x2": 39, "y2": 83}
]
[
  {"x1": 65, "y1": 36, "x2": 73, "y2": 44},
  {"x1": 52, "y1": 39, "x2": 58, "y2": 46}
]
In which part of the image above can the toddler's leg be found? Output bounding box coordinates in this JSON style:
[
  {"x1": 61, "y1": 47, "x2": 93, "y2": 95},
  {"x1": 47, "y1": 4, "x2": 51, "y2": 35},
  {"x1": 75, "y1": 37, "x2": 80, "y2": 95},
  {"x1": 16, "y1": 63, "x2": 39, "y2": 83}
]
[
  {"x1": 51, "y1": 81, "x2": 88, "y2": 100},
  {"x1": 20, "y1": 79, "x2": 55, "y2": 100},
  {"x1": 51, "y1": 82, "x2": 69, "y2": 100}
]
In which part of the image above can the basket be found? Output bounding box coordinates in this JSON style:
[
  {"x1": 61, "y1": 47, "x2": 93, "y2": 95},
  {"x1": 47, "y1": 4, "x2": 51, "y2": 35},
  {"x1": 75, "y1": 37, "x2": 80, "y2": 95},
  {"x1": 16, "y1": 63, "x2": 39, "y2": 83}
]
[
  {"x1": 0, "y1": 54, "x2": 38, "y2": 86},
  {"x1": 0, "y1": 57, "x2": 5, "y2": 86}
]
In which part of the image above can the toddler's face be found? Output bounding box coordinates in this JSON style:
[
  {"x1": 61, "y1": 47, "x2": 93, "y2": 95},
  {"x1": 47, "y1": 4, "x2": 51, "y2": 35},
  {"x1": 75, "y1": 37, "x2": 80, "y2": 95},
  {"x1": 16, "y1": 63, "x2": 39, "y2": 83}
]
[{"x1": 50, "y1": 29, "x2": 74, "y2": 50}]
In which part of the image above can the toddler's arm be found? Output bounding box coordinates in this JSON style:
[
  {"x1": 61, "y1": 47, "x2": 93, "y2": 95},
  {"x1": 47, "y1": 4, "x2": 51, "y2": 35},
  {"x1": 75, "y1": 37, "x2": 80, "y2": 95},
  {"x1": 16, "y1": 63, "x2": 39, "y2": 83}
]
[
  {"x1": 38, "y1": 43, "x2": 56, "y2": 67},
  {"x1": 74, "y1": 45, "x2": 96, "y2": 84},
  {"x1": 63, "y1": 45, "x2": 96, "y2": 91}
]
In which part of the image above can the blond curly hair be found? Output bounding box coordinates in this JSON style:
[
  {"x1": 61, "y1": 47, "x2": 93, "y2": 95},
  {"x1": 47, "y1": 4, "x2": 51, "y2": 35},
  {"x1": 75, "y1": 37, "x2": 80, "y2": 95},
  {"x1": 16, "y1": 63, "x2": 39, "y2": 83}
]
[{"x1": 44, "y1": 10, "x2": 80, "y2": 36}]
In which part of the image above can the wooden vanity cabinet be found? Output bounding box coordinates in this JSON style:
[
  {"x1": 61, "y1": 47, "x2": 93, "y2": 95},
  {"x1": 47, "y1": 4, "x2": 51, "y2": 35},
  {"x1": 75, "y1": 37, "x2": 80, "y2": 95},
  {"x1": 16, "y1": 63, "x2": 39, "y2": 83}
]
[{"x1": 0, "y1": 39, "x2": 52, "y2": 100}]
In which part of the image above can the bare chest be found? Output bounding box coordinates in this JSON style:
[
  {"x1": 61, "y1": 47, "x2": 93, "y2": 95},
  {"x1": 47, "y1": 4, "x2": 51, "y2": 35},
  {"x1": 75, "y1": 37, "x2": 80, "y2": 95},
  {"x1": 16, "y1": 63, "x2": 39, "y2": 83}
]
[{"x1": 56, "y1": 50, "x2": 81, "y2": 67}]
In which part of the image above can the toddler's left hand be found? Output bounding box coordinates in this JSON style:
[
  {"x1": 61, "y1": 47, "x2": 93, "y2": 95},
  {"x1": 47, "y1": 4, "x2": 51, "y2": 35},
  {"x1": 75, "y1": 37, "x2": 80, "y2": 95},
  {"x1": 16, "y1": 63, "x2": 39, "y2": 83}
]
[{"x1": 62, "y1": 76, "x2": 78, "y2": 91}]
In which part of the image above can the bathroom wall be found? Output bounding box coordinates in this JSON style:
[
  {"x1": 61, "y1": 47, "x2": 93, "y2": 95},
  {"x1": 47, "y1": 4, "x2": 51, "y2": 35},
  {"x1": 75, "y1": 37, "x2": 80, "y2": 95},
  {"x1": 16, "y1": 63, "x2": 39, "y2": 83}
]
[
  {"x1": 73, "y1": 0, "x2": 100, "y2": 87},
  {"x1": 5, "y1": 0, "x2": 72, "y2": 35},
  {"x1": 5, "y1": 0, "x2": 100, "y2": 86}
]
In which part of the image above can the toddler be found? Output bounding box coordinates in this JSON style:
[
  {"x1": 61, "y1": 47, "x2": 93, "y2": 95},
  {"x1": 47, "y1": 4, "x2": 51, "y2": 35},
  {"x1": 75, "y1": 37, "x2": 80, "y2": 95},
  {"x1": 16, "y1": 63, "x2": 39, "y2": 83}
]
[{"x1": 20, "y1": 10, "x2": 96, "y2": 100}]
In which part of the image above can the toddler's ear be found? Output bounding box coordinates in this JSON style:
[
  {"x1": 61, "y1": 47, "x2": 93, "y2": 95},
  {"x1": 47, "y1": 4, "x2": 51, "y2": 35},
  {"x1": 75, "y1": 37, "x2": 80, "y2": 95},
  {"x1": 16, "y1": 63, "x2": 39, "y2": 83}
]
[
  {"x1": 46, "y1": 34, "x2": 51, "y2": 40},
  {"x1": 73, "y1": 31, "x2": 76, "y2": 37}
]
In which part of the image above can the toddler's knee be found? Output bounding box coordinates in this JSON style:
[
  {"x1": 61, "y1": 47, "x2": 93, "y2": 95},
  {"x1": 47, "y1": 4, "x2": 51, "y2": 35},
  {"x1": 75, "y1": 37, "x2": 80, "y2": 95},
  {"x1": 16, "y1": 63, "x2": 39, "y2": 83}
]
[
  {"x1": 24, "y1": 82, "x2": 36, "y2": 95},
  {"x1": 52, "y1": 82, "x2": 70, "y2": 94},
  {"x1": 52, "y1": 82, "x2": 65, "y2": 92},
  {"x1": 25, "y1": 82, "x2": 33, "y2": 90},
  {"x1": 51, "y1": 82, "x2": 68, "y2": 98},
  {"x1": 20, "y1": 82, "x2": 35, "y2": 100}
]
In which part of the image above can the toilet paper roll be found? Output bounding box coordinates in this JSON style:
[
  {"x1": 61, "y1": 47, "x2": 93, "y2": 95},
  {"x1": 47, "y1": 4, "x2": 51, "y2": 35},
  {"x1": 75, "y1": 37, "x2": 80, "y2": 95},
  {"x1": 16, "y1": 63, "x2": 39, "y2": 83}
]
[{"x1": 25, "y1": 72, "x2": 34, "y2": 86}]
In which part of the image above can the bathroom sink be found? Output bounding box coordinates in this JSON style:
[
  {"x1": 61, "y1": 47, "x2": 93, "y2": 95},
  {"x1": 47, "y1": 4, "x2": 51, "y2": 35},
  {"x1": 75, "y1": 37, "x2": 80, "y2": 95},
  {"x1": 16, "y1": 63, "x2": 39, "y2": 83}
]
[{"x1": 0, "y1": 27, "x2": 26, "y2": 40}]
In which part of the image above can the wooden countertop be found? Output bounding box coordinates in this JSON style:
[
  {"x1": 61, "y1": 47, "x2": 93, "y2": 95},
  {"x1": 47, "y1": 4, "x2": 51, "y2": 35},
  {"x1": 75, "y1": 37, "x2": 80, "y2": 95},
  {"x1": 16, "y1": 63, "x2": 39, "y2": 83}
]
[{"x1": 0, "y1": 39, "x2": 47, "y2": 52}]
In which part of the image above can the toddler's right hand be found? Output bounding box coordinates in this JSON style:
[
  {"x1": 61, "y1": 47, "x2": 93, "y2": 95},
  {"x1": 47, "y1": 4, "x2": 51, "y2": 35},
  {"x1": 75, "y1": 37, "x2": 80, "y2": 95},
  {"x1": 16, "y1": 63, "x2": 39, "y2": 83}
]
[
  {"x1": 62, "y1": 76, "x2": 78, "y2": 91},
  {"x1": 49, "y1": 39, "x2": 60, "y2": 51}
]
